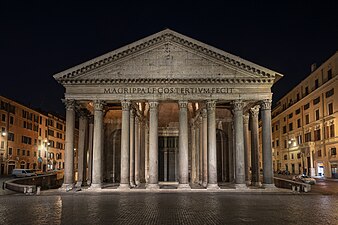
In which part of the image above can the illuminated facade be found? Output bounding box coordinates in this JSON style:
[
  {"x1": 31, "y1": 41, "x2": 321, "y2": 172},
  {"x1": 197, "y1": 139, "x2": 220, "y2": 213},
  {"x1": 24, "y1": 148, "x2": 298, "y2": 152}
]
[
  {"x1": 0, "y1": 96, "x2": 69, "y2": 175},
  {"x1": 269, "y1": 51, "x2": 338, "y2": 178},
  {"x1": 54, "y1": 29, "x2": 282, "y2": 190}
]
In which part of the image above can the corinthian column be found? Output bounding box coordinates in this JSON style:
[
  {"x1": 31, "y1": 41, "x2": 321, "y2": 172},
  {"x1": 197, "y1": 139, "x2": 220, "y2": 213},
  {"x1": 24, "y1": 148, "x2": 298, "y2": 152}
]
[
  {"x1": 250, "y1": 106, "x2": 260, "y2": 186},
  {"x1": 261, "y1": 99, "x2": 275, "y2": 188},
  {"x1": 232, "y1": 100, "x2": 247, "y2": 189},
  {"x1": 178, "y1": 101, "x2": 190, "y2": 189},
  {"x1": 61, "y1": 99, "x2": 76, "y2": 190},
  {"x1": 243, "y1": 113, "x2": 250, "y2": 185},
  {"x1": 147, "y1": 101, "x2": 159, "y2": 189},
  {"x1": 119, "y1": 100, "x2": 131, "y2": 189},
  {"x1": 207, "y1": 100, "x2": 219, "y2": 189},
  {"x1": 90, "y1": 100, "x2": 105, "y2": 189},
  {"x1": 135, "y1": 116, "x2": 141, "y2": 186}
]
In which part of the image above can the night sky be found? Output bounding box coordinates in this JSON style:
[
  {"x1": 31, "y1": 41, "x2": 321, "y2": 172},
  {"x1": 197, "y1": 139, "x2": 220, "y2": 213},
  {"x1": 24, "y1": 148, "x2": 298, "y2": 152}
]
[{"x1": 1, "y1": 1, "x2": 338, "y2": 116}]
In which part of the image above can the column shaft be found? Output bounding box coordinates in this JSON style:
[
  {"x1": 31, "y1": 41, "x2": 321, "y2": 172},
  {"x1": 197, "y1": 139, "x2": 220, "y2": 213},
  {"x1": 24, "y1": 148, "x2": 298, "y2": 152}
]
[
  {"x1": 250, "y1": 106, "x2": 260, "y2": 186},
  {"x1": 191, "y1": 123, "x2": 197, "y2": 183},
  {"x1": 129, "y1": 109, "x2": 135, "y2": 187},
  {"x1": 91, "y1": 100, "x2": 105, "y2": 188},
  {"x1": 202, "y1": 109, "x2": 208, "y2": 187},
  {"x1": 87, "y1": 117, "x2": 94, "y2": 185},
  {"x1": 195, "y1": 122, "x2": 200, "y2": 184},
  {"x1": 233, "y1": 100, "x2": 246, "y2": 188},
  {"x1": 147, "y1": 101, "x2": 159, "y2": 189},
  {"x1": 62, "y1": 100, "x2": 75, "y2": 189},
  {"x1": 207, "y1": 101, "x2": 219, "y2": 189},
  {"x1": 76, "y1": 113, "x2": 87, "y2": 187},
  {"x1": 243, "y1": 114, "x2": 250, "y2": 184},
  {"x1": 261, "y1": 99, "x2": 275, "y2": 187},
  {"x1": 135, "y1": 116, "x2": 141, "y2": 186},
  {"x1": 119, "y1": 100, "x2": 130, "y2": 189}
]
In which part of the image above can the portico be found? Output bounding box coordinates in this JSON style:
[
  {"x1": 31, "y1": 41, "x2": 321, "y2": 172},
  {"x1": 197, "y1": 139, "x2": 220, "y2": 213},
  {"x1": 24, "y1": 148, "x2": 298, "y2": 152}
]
[{"x1": 54, "y1": 29, "x2": 282, "y2": 190}]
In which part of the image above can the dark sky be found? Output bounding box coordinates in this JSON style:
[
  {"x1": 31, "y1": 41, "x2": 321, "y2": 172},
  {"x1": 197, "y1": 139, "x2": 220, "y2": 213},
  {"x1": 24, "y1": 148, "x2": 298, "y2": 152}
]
[{"x1": 1, "y1": 1, "x2": 338, "y2": 115}]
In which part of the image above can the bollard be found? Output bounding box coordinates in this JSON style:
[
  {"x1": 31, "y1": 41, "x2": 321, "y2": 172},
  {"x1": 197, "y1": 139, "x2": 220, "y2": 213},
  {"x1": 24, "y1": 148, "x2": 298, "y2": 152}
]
[
  {"x1": 296, "y1": 186, "x2": 300, "y2": 192},
  {"x1": 304, "y1": 186, "x2": 308, "y2": 193},
  {"x1": 24, "y1": 187, "x2": 27, "y2": 193},
  {"x1": 291, "y1": 185, "x2": 295, "y2": 192},
  {"x1": 36, "y1": 186, "x2": 41, "y2": 195}
]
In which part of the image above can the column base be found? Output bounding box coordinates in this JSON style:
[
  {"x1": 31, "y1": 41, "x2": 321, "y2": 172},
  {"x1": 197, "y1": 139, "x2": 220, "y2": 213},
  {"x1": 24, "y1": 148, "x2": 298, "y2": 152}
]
[
  {"x1": 118, "y1": 183, "x2": 130, "y2": 190},
  {"x1": 207, "y1": 183, "x2": 220, "y2": 190},
  {"x1": 262, "y1": 184, "x2": 276, "y2": 189},
  {"x1": 89, "y1": 183, "x2": 102, "y2": 190},
  {"x1": 246, "y1": 180, "x2": 251, "y2": 186},
  {"x1": 251, "y1": 182, "x2": 262, "y2": 187},
  {"x1": 75, "y1": 181, "x2": 83, "y2": 188},
  {"x1": 87, "y1": 180, "x2": 91, "y2": 186},
  {"x1": 135, "y1": 181, "x2": 140, "y2": 187},
  {"x1": 235, "y1": 184, "x2": 248, "y2": 189},
  {"x1": 130, "y1": 182, "x2": 136, "y2": 188},
  {"x1": 177, "y1": 184, "x2": 191, "y2": 190},
  {"x1": 146, "y1": 183, "x2": 159, "y2": 190},
  {"x1": 59, "y1": 183, "x2": 74, "y2": 192},
  {"x1": 202, "y1": 181, "x2": 208, "y2": 188}
]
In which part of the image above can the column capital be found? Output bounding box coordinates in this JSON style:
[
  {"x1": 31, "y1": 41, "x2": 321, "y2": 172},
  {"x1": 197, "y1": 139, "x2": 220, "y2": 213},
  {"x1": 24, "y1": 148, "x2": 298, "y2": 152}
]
[
  {"x1": 206, "y1": 100, "x2": 216, "y2": 111},
  {"x1": 201, "y1": 108, "x2": 207, "y2": 118},
  {"x1": 231, "y1": 100, "x2": 243, "y2": 111},
  {"x1": 243, "y1": 114, "x2": 249, "y2": 124},
  {"x1": 130, "y1": 108, "x2": 135, "y2": 117},
  {"x1": 121, "y1": 100, "x2": 131, "y2": 111},
  {"x1": 93, "y1": 100, "x2": 106, "y2": 111},
  {"x1": 78, "y1": 108, "x2": 90, "y2": 119},
  {"x1": 63, "y1": 99, "x2": 76, "y2": 111},
  {"x1": 148, "y1": 101, "x2": 159, "y2": 110},
  {"x1": 250, "y1": 105, "x2": 260, "y2": 118},
  {"x1": 260, "y1": 99, "x2": 272, "y2": 110},
  {"x1": 178, "y1": 100, "x2": 188, "y2": 109}
]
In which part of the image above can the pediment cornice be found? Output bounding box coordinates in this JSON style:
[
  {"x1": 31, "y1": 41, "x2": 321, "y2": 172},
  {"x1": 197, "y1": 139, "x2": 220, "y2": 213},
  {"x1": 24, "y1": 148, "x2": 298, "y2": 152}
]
[{"x1": 53, "y1": 29, "x2": 283, "y2": 83}]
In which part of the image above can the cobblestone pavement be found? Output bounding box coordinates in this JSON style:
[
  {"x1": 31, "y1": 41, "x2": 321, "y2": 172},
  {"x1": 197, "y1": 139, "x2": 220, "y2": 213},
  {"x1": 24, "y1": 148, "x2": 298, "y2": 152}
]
[{"x1": 0, "y1": 192, "x2": 338, "y2": 225}]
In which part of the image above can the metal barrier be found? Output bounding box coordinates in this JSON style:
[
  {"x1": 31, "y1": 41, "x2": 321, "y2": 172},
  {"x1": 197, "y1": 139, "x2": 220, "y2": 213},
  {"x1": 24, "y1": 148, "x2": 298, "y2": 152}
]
[{"x1": 274, "y1": 177, "x2": 311, "y2": 192}]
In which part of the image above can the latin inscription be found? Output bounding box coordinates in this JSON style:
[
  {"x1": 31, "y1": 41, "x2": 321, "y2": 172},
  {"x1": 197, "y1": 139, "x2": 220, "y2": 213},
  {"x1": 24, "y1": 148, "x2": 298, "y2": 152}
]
[{"x1": 103, "y1": 87, "x2": 235, "y2": 95}]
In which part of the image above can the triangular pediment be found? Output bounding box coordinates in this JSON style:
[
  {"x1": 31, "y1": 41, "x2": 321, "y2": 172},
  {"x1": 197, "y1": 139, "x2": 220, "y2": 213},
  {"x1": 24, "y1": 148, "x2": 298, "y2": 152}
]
[{"x1": 54, "y1": 29, "x2": 282, "y2": 84}]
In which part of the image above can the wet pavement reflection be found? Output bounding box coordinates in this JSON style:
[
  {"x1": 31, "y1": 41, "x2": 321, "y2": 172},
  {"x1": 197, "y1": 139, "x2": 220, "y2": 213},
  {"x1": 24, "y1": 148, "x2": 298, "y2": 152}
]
[{"x1": 0, "y1": 193, "x2": 337, "y2": 224}]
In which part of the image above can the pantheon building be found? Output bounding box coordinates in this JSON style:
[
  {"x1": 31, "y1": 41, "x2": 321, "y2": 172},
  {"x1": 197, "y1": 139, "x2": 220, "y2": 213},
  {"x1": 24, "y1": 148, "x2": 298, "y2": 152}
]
[{"x1": 54, "y1": 29, "x2": 282, "y2": 190}]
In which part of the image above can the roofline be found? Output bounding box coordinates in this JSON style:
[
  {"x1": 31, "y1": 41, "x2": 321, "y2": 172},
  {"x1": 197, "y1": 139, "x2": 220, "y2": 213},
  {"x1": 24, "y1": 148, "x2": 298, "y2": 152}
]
[{"x1": 53, "y1": 28, "x2": 283, "y2": 81}]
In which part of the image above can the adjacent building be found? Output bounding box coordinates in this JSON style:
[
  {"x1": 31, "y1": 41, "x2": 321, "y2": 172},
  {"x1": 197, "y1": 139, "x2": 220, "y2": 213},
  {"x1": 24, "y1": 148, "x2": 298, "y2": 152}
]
[
  {"x1": 0, "y1": 96, "x2": 70, "y2": 175},
  {"x1": 269, "y1": 51, "x2": 338, "y2": 178}
]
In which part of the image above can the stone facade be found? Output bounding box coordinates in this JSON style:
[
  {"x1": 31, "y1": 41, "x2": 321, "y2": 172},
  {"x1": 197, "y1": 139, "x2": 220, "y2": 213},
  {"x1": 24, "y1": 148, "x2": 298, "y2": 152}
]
[
  {"x1": 268, "y1": 51, "x2": 338, "y2": 178},
  {"x1": 54, "y1": 29, "x2": 282, "y2": 189}
]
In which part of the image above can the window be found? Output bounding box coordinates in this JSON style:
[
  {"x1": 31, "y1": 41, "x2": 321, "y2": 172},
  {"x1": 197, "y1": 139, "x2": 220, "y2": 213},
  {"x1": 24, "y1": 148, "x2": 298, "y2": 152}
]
[
  {"x1": 21, "y1": 136, "x2": 32, "y2": 145},
  {"x1": 330, "y1": 124, "x2": 335, "y2": 138},
  {"x1": 284, "y1": 140, "x2": 287, "y2": 148},
  {"x1": 297, "y1": 119, "x2": 301, "y2": 128},
  {"x1": 34, "y1": 151, "x2": 37, "y2": 157},
  {"x1": 22, "y1": 149, "x2": 26, "y2": 156},
  {"x1": 295, "y1": 108, "x2": 301, "y2": 115},
  {"x1": 304, "y1": 103, "x2": 310, "y2": 110},
  {"x1": 17, "y1": 149, "x2": 20, "y2": 156},
  {"x1": 315, "y1": 79, "x2": 319, "y2": 89},
  {"x1": 1, "y1": 114, "x2": 5, "y2": 122},
  {"x1": 27, "y1": 150, "x2": 30, "y2": 156},
  {"x1": 297, "y1": 93, "x2": 300, "y2": 101},
  {"x1": 305, "y1": 86, "x2": 309, "y2": 96},
  {"x1": 313, "y1": 97, "x2": 320, "y2": 105},
  {"x1": 56, "y1": 123, "x2": 63, "y2": 130},
  {"x1": 10, "y1": 116, "x2": 14, "y2": 125},
  {"x1": 326, "y1": 88, "x2": 334, "y2": 98},
  {"x1": 328, "y1": 103, "x2": 333, "y2": 115},
  {"x1": 8, "y1": 132, "x2": 14, "y2": 141},
  {"x1": 289, "y1": 122, "x2": 293, "y2": 131},
  {"x1": 8, "y1": 147, "x2": 12, "y2": 155},
  {"x1": 314, "y1": 129, "x2": 321, "y2": 141},
  {"x1": 48, "y1": 129, "x2": 54, "y2": 137},
  {"x1": 0, "y1": 141, "x2": 4, "y2": 149},
  {"x1": 305, "y1": 132, "x2": 312, "y2": 142},
  {"x1": 272, "y1": 141, "x2": 275, "y2": 148},
  {"x1": 284, "y1": 155, "x2": 288, "y2": 160},
  {"x1": 283, "y1": 126, "x2": 287, "y2": 134},
  {"x1": 276, "y1": 140, "x2": 279, "y2": 147},
  {"x1": 272, "y1": 126, "x2": 274, "y2": 133},
  {"x1": 315, "y1": 109, "x2": 320, "y2": 121},
  {"x1": 318, "y1": 150, "x2": 322, "y2": 157},
  {"x1": 328, "y1": 69, "x2": 332, "y2": 80},
  {"x1": 297, "y1": 153, "x2": 301, "y2": 159},
  {"x1": 276, "y1": 125, "x2": 279, "y2": 131},
  {"x1": 289, "y1": 113, "x2": 293, "y2": 119},
  {"x1": 330, "y1": 147, "x2": 336, "y2": 155},
  {"x1": 305, "y1": 114, "x2": 310, "y2": 124},
  {"x1": 291, "y1": 154, "x2": 294, "y2": 160}
]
